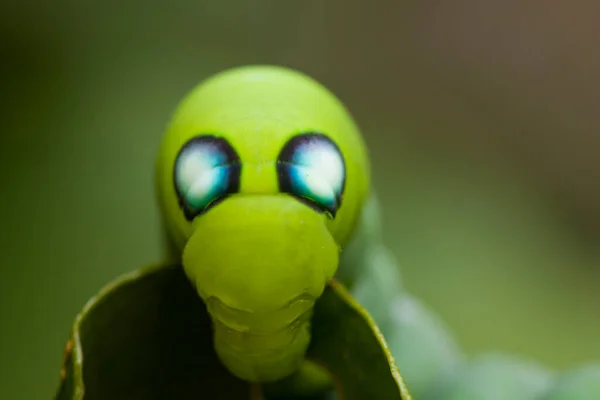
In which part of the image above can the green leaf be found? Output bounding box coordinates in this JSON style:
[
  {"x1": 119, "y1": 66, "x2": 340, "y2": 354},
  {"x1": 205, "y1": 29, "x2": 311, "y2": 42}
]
[
  {"x1": 54, "y1": 264, "x2": 250, "y2": 400},
  {"x1": 306, "y1": 279, "x2": 412, "y2": 400},
  {"x1": 55, "y1": 264, "x2": 411, "y2": 400}
]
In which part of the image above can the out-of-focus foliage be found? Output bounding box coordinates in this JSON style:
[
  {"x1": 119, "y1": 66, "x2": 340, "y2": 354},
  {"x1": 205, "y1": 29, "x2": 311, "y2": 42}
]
[
  {"x1": 1, "y1": 1, "x2": 599, "y2": 399},
  {"x1": 540, "y1": 365, "x2": 600, "y2": 400},
  {"x1": 345, "y1": 194, "x2": 600, "y2": 399}
]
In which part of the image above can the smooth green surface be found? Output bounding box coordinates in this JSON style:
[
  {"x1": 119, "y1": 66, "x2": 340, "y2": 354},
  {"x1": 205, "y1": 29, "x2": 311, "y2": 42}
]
[
  {"x1": 55, "y1": 264, "x2": 409, "y2": 399},
  {"x1": 2, "y1": 3, "x2": 600, "y2": 400}
]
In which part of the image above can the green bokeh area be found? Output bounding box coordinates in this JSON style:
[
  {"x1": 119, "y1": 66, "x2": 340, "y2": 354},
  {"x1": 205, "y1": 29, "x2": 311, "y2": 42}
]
[{"x1": 1, "y1": 2, "x2": 599, "y2": 399}]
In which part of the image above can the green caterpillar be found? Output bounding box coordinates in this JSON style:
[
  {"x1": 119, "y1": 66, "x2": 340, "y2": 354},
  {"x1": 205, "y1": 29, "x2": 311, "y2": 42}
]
[
  {"x1": 156, "y1": 65, "x2": 600, "y2": 399},
  {"x1": 156, "y1": 65, "x2": 370, "y2": 384}
]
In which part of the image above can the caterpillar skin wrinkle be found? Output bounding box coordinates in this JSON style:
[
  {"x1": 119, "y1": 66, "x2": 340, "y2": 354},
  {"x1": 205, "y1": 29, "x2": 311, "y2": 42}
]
[{"x1": 156, "y1": 65, "x2": 370, "y2": 383}]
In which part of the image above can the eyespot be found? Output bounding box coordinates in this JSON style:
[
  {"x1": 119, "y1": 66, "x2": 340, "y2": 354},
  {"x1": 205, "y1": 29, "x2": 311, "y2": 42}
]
[
  {"x1": 277, "y1": 132, "x2": 346, "y2": 218},
  {"x1": 174, "y1": 135, "x2": 241, "y2": 220}
]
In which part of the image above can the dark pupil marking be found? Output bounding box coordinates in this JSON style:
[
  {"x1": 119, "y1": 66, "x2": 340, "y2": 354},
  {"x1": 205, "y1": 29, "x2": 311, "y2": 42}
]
[
  {"x1": 173, "y1": 135, "x2": 241, "y2": 221},
  {"x1": 276, "y1": 132, "x2": 346, "y2": 218}
]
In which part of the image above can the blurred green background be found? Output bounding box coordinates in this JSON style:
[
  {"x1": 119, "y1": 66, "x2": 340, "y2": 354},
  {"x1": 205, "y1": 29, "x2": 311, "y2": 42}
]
[{"x1": 1, "y1": 1, "x2": 599, "y2": 398}]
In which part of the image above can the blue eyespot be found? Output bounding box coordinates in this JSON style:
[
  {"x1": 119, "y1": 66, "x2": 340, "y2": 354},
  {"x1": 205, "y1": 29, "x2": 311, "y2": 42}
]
[
  {"x1": 174, "y1": 135, "x2": 241, "y2": 220},
  {"x1": 277, "y1": 133, "x2": 346, "y2": 218}
]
